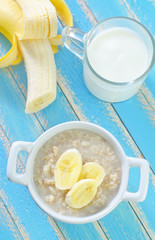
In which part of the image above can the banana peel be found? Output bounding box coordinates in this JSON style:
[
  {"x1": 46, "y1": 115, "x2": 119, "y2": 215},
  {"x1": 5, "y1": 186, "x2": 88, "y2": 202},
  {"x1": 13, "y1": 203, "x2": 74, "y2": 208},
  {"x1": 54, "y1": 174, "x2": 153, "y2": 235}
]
[{"x1": 50, "y1": 0, "x2": 73, "y2": 26}]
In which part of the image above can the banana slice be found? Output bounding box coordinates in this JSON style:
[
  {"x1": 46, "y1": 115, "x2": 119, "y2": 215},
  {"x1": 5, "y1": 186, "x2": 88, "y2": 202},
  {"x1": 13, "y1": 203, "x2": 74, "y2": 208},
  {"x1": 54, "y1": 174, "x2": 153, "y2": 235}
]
[
  {"x1": 65, "y1": 179, "x2": 97, "y2": 209},
  {"x1": 79, "y1": 162, "x2": 105, "y2": 187},
  {"x1": 54, "y1": 149, "x2": 82, "y2": 190}
]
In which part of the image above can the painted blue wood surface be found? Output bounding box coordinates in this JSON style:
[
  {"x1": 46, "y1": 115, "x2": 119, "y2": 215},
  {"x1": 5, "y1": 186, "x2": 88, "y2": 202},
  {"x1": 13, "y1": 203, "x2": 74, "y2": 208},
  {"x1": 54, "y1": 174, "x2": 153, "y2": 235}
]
[
  {"x1": 0, "y1": 0, "x2": 155, "y2": 240},
  {"x1": 0, "y1": 199, "x2": 23, "y2": 240}
]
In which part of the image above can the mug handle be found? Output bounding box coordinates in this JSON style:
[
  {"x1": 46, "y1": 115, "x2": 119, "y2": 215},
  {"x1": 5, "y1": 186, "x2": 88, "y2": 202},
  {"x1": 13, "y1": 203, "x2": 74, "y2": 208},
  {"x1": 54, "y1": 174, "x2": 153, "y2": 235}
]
[
  {"x1": 7, "y1": 141, "x2": 33, "y2": 186},
  {"x1": 122, "y1": 157, "x2": 150, "y2": 202},
  {"x1": 62, "y1": 26, "x2": 86, "y2": 60}
]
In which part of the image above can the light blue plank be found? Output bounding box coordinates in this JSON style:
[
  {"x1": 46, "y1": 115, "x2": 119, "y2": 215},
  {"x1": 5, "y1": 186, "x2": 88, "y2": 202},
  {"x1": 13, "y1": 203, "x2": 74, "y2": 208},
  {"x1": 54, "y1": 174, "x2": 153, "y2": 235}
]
[
  {"x1": 122, "y1": 0, "x2": 155, "y2": 33},
  {"x1": 0, "y1": 199, "x2": 23, "y2": 240},
  {"x1": 114, "y1": 94, "x2": 155, "y2": 168},
  {"x1": 0, "y1": 226, "x2": 17, "y2": 240},
  {"x1": 56, "y1": 221, "x2": 105, "y2": 240}
]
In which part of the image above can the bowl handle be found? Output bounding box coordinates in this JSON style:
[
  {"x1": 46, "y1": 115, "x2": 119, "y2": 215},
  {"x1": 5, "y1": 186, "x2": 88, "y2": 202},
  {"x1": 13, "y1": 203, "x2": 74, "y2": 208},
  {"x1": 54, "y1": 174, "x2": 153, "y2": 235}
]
[
  {"x1": 7, "y1": 141, "x2": 33, "y2": 186},
  {"x1": 122, "y1": 157, "x2": 150, "y2": 202}
]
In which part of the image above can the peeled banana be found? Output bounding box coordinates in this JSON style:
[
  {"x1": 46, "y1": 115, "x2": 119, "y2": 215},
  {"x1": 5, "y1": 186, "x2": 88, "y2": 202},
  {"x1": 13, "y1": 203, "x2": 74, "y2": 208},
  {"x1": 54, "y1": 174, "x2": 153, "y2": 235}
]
[
  {"x1": 79, "y1": 162, "x2": 105, "y2": 187},
  {"x1": 0, "y1": 0, "x2": 73, "y2": 113},
  {"x1": 14, "y1": 0, "x2": 57, "y2": 39},
  {"x1": 65, "y1": 179, "x2": 97, "y2": 209},
  {"x1": 54, "y1": 149, "x2": 82, "y2": 190},
  {"x1": 19, "y1": 39, "x2": 56, "y2": 113}
]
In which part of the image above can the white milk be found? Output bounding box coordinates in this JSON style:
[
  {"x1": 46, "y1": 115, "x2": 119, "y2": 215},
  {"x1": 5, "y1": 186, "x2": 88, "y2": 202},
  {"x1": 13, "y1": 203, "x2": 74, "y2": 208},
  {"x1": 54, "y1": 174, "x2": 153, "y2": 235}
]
[{"x1": 87, "y1": 27, "x2": 149, "y2": 83}]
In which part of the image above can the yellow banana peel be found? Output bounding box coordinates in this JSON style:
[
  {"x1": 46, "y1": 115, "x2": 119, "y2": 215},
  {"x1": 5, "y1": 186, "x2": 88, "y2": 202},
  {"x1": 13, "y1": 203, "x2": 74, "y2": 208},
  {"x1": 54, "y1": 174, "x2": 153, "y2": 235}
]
[
  {"x1": 50, "y1": 0, "x2": 73, "y2": 26},
  {"x1": 49, "y1": 35, "x2": 62, "y2": 46},
  {"x1": 0, "y1": 26, "x2": 20, "y2": 68}
]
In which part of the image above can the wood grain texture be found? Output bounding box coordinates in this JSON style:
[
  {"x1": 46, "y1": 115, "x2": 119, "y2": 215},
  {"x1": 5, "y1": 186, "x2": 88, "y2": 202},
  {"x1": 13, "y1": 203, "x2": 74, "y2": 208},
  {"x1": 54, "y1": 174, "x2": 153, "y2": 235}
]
[{"x1": 0, "y1": 197, "x2": 23, "y2": 240}]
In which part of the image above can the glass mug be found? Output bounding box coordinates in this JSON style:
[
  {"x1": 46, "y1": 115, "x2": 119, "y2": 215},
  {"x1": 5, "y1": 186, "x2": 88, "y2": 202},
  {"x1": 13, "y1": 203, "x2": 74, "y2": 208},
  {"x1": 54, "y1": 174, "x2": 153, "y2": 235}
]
[{"x1": 62, "y1": 17, "x2": 155, "y2": 102}]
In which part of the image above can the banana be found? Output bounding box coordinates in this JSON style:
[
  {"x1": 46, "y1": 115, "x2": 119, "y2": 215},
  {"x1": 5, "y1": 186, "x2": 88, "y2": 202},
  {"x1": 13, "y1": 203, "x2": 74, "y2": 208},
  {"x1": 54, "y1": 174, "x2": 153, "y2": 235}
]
[
  {"x1": 37, "y1": 0, "x2": 58, "y2": 39},
  {"x1": 79, "y1": 162, "x2": 105, "y2": 187},
  {"x1": 19, "y1": 39, "x2": 56, "y2": 113},
  {"x1": 50, "y1": 0, "x2": 73, "y2": 26},
  {"x1": 54, "y1": 149, "x2": 82, "y2": 190},
  {"x1": 13, "y1": 0, "x2": 58, "y2": 113},
  {"x1": 65, "y1": 179, "x2": 97, "y2": 209},
  {"x1": 50, "y1": 35, "x2": 62, "y2": 54},
  {"x1": 0, "y1": 0, "x2": 23, "y2": 36},
  {"x1": 0, "y1": 0, "x2": 73, "y2": 113},
  {"x1": 0, "y1": 0, "x2": 23, "y2": 67},
  {"x1": 51, "y1": 45, "x2": 59, "y2": 54},
  {"x1": 14, "y1": 0, "x2": 57, "y2": 39},
  {"x1": 49, "y1": 35, "x2": 62, "y2": 46}
]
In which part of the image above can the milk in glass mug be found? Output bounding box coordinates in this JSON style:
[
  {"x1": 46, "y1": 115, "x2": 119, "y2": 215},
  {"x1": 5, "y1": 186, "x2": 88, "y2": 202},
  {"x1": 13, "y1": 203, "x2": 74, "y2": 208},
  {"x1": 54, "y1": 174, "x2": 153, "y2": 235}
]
[{"x1": 62, "y1": 17, "x2": 155, "y2": 102}]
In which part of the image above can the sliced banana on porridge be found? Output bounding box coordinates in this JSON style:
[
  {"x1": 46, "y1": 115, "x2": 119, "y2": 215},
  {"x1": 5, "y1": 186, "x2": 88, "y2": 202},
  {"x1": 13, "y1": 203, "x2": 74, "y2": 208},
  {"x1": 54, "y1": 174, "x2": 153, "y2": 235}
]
[
  {"x1": 79, "y1": 162, "x2": 105, "y2": 187},
  {"x1": 65, "y1": 179, "x2": 97, "y2": 209},
  {"x1": 54, "y1": 148, "x2": 82, "y2": 190}
]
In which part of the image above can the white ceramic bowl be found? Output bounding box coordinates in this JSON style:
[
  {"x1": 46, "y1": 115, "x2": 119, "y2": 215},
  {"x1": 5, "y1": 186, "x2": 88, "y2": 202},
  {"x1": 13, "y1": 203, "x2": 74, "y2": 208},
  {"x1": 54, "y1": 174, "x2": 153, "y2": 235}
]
[{"x1": 7, "y1": 121, "x2": 150, "y2": 224}]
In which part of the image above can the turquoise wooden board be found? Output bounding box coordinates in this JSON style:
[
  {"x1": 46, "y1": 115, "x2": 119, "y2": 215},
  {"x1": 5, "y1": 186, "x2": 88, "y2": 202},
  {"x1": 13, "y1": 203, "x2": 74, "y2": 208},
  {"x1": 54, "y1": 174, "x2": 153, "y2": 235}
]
[
  {"x1": 0, "y1": 0, "x2": 155, "y2": 239},
  {"x1": 0, "y1": 199, "x2": 23, "y2": 240},
  {"x1": 56, "y1": 221, "x2": 106, "y2": 240}
]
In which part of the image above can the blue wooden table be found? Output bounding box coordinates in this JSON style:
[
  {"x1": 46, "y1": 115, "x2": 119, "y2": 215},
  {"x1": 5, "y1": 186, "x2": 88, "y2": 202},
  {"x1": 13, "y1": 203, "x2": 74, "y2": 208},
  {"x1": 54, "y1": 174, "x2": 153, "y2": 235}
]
[{"x1": 0, "y1": 0, "x2": 155, "y2": 239}]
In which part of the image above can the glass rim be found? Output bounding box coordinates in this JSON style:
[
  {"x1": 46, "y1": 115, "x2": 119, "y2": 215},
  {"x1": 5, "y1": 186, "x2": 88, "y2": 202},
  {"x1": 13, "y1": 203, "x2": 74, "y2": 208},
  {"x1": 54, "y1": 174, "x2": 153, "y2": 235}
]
[{"x1": 84, "y1": 16, "x2": 155, "y2": 86}]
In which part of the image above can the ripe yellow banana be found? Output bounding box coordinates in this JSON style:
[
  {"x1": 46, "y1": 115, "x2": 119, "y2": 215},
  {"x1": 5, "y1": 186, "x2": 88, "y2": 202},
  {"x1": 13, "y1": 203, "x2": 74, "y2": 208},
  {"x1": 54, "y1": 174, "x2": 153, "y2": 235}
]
[
  {"x1": 79, "y1": 162, "x2": 105, "y2": 187},
  {"x1": 51, "y1": 45, "x2": 59, "y2": 54},
  {"x1": 65, "y1": 179, "x2": 97, "y2": 209},
  {"x1": 49, "y1": 35, "x2": 62, "y2": 46},
  {"x1": 19, "y1": 39, "x2": 56, "y2": 113},
  {"x1": 54, "y1": 149, "x2": 82, "y2": 190}
]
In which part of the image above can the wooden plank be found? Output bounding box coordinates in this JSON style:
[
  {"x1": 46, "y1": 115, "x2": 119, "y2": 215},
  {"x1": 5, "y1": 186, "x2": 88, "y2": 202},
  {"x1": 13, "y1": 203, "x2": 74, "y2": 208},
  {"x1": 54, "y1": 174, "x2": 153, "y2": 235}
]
[
  {"x1": 0, "y1": 197, "x2": 23, "y2": 240},
  {"x1": 55, "y1": 221, "x2": 107, "y2": 240},
  {"x1": 120, "y1": 0, "x2": 155, "y2": 33}
]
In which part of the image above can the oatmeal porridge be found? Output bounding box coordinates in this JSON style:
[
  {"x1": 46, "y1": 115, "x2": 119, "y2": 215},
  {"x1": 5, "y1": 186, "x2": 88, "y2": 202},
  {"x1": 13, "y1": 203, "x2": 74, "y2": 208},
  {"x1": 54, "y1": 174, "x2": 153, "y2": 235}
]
[{"x1": 34, "y1": 129, "x2": 122, "y2": 216}]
